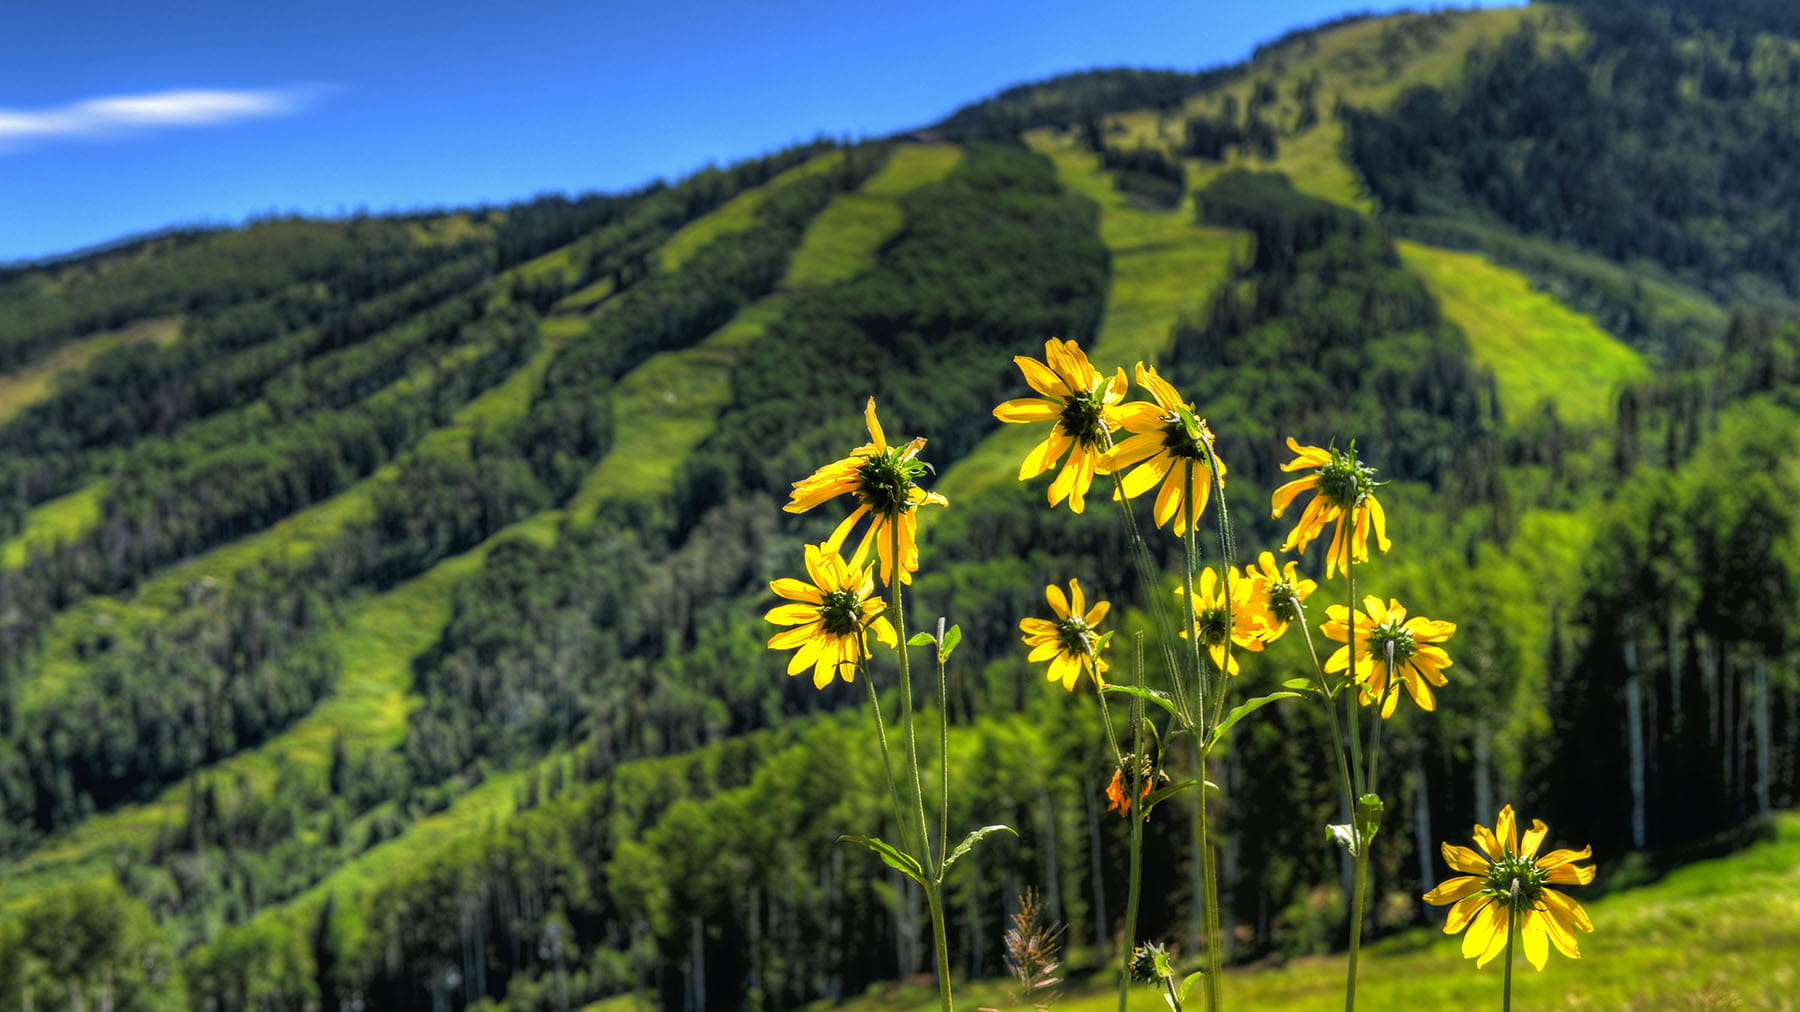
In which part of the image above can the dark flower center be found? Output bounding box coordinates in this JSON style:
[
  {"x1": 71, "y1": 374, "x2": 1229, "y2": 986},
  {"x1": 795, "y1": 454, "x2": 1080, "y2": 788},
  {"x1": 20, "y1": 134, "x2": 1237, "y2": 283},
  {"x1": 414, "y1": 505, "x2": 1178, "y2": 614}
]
[
  {"x1": 1058, "y1": 389, "x2": 1110, "y2": 449},
  {"x1": 1367, "y1": 621, "x2": 1417, "y2": 665},
  {"x1": 1158, "y1": 412, "x2": 1217, "y2": 464},
  {"x1": 1486, "y1": 854, "x2": 1549, "y2": 906},
  {"x1": 854, "y1": 446, "x2": 929, "y2": 516},
  {"x1": 1196, "y1": 605, "x2": 1229, "y2": 646},
  {"x1": 1316, "y1": 447, "x2": 1379, "y2": 510},
  {"x1": 1266, "y1": 581, "x2": 1302, "y2": 622},
  {"x1": 1055, "y1": 616, "x2": 1097, "y2": 657},
  {"x1": 818, "y1": 588, "x2": 865, "y2": 638}
]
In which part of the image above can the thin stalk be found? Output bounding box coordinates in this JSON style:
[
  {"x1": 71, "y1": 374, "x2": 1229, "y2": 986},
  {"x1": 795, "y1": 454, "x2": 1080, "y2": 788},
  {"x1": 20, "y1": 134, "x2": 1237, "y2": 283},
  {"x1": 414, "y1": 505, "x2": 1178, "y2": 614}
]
[
  {"x1": 1502, "y1": 885, "x2": 1519, "y2": 1012},
  {"x1": 1195, "y1": 745, "x2": 1221, "y2": 1012},
  {"x1": 927, "y1": 883, "x2": 955, "y2": 1012},
  {"x1": 1295, "y1": 608, "x2": 1357, "y2": 841},
  {"x1": 1110, "y1": 472, "x2": 1194, "y2": 725},
  {"x1": 888, "y1": 520, "x2": 951, "y2": 1012},
  {"x1": 1200, "y1": 437, "x2": 1235, "y2": 731},
  {"x1": 1367, "y1": 645, "x2": 1397, "y2": 798},
  {"x1": 1117, "y1": 634, "x2": 1147, "y2": 1012},
  {"x1": 937, "y1": 619, "x2": 950, "y2": 873},
  {"x1": 859, "y1": 658, "x2": 911, "y2": 856},
  {"x1": 1343, "y1": 534, "x2": 1365, "y2": 1012}
]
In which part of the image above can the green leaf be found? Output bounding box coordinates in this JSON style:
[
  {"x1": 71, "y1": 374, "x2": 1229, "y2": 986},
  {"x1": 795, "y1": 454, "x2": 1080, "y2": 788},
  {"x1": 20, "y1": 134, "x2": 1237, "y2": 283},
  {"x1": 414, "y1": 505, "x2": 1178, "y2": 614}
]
[
  {"x1": 1204, "y1": 691, "x2": 1302, "y2": 753},
  {"x1": 1326, "y1": 823, "x2": 1359, "y2": 856},
  {"x1": 839, "y1": 835, "x2": 925, "y2": 884},
  {"x1": 940, "y1": 624, "x2": 962, "y2": 660},
  {"x1": 1104, "y1": 683, "x2": 1181, "y2": 720},
  {"x1": 939, "y1": 824, "x2": 1016, "y2": 879},
  {"x1": 906, "y1": 632, "x2": 937, "y2": 647},
  {"x1": 1145, "y1": 779, "x2": 1197, "y2": 809},
  {"x1": 1178, "y1": 970, "x2": 1207, "y2": 1001},
  {"x1": 1355, "y1": 792, "x2": 1385, "y2": 843},
  {"x1": 1281, "y1": 677, "x2": 1315, "y2": 692}
]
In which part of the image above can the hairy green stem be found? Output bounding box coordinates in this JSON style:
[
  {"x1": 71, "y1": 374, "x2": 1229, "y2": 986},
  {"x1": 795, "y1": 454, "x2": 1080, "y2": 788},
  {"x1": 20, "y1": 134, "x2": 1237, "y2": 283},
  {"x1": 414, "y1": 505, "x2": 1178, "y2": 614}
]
[
  {"x1": 937, "y1": 619, "x2": 950, "y2": 876},
  {"x1": 1343, "y1": 535, "x2": 1364, "y2": 1012},
  {"x1": 1502, "y1": 884, "x2": 1518, "y2": 1012},
  {"x1": 1295, "y1": 609, "x2": 1357, "y2": 846},
  {"x1": 859, "y1": 660, "x2": 910, "y2": 857},
  {"x1": 888, "y1": 521, "x2": 951, "y2": 1012},
  {"x1": 1117, "y1": 635, "x2": 1147, "y2": 1012}
]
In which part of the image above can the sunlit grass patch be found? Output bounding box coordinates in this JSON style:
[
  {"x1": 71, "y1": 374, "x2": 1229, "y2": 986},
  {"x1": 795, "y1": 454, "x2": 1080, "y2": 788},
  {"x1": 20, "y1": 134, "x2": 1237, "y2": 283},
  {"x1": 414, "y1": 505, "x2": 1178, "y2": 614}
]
[
  {"x1": 659, "y1": 150, "x2": 846, "y2": 273},
  {"x1": 0, "y1": 316, "x2": 180, "y2": 424},
  {"x1": 0, "y1": 481, "x2": 106, "y2": 570},
  {"x1": 1397, "y1": 239, "x2": 1649, "y2": 427},
  {"x1": 784, "y1": 145, "x2": 963, "y2": 288}
]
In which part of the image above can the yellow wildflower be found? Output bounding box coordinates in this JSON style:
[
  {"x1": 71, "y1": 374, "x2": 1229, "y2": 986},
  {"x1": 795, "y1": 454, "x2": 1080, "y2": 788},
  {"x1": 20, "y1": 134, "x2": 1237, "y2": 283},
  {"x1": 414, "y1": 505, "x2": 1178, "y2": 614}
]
[
  {"x1": 1424, "y1": 805, "x2": 1595, "y2": 970},
  {"x1": 993, "y1": 338, "x2": 1127, "y2": 514}
]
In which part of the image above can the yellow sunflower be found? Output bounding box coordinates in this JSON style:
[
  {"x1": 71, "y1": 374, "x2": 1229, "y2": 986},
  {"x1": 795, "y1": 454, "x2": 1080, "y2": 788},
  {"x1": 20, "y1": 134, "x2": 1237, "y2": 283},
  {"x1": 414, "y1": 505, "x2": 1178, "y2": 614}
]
[
  {"x1": 1270, "y1": 438, "x2": 1391, "y2": 578},
  {"x1": 1321, "y1": 595, "x2": 1456, "y2": 718},
  {"x1": 1019, "y1": 578, "x2": 1111, "y2": 690},
  {"x1": 1424, "y1": 805, "x2": 1595, "y2": 970},
  {"x1": 993, "y1": 338, "x2": 1128, "y2": 514},
  {"x1": 1244, "y1": 550, "x2": 1316, "y2": 644},
  {"x1": 785, "y1": 397, "x2": 946, "y2": 586},
  {"x1": 765, "y1": 543, "x2": 897, "y2": 689},
  {"x1": 1176, "y1": 566, "x2": 1269, "y2": 676},
  {"x1": 1105, "y1": 363, "x2": 1226, "y2": 537}
]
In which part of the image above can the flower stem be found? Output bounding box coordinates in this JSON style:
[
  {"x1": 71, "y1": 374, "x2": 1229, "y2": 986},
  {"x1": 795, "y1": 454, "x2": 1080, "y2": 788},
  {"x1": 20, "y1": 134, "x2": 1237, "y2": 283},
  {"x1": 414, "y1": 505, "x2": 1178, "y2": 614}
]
[
  {"x1": 1343, "y1": 536, "x2": 1364, "y2": 1012},
  {"x1": 888, "y1": 522, "x2": 951, "y2": 1012},
  {"x1": 1109, "y1": 472, "x2": 1193, "y2": 724},
  {"x1": 1502, "y1": 885, "x2": 1518, "y2": 1012},
  {"x1": 859, "y1": 660, "x2": 911, "y2": 856},
  {"x1": 1117, "y1": 634, "x2": 1147, "y2": 1012},
  {"x1": 1295, "y1": 610, "x2": 1357, "y2": 848},
  {"x1": 937, "y1": 619, "x2": 950, "y2": 874},
  {"x1": 1196, "y1": 745, "x2": 1221, "y2": 1012}
]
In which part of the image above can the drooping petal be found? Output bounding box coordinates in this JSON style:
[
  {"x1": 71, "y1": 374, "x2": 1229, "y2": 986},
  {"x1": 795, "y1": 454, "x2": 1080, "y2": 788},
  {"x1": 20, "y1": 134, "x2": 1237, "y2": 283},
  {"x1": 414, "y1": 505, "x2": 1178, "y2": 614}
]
[
  {"x1": 1539, "y1": 888, "x2": 1594, "y2": 934},
  {"x1": 869, "y1": 616, "x2": 898, "y2": 648},
  {"x1": 993, "y1": 397, "x2": 1062, "y2": 423},
  {"x1": 770, "y1": 578, "x2": 823, "y2": 604},
  {"x1": 1020, "y1": 428, "x2": 1073, "y2": 481},
  {"x1": 1444, "y1": 892, "x2": 1493, "y2": 935},
  {"x1": 1424, "y1": 875, "x2": 1487, "y2": 907},
  {"x1": 1442, "y1": 843, "x2": 1491, "y2": 875},
  {"x1": 1269, "y1": 476, "x2": 1317, "y2": 517},
  {"x1": 1475, "y1": 905, "x2": 1512, "y2": 968},
  {"x1": 1520, "y1": 908, "x2": 1550, "y2": 971},
  {"x1": 1538, "y1": 898, "x2": 1584, "y2": 959},
  {"x1": 1462, "y1": 899, "x2": 1504, "y2": 962}
]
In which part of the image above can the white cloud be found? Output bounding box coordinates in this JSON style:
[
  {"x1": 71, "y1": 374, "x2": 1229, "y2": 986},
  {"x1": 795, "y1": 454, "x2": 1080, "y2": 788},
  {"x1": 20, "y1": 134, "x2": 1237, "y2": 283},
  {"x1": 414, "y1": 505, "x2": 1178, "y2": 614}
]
[{"x1": 0, "y1": 87, "x2": 325, "y2": 150}]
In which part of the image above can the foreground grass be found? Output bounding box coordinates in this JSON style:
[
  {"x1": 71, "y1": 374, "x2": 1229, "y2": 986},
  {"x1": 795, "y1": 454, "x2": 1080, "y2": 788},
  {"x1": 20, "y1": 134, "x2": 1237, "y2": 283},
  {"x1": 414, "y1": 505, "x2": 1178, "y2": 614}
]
[
  {"x1": 1397, "y1": 240, "x2": 1649, "y2": 427},
  {"x1": 832, "y1": 812, "x2": 1800, "y2": 1012}
]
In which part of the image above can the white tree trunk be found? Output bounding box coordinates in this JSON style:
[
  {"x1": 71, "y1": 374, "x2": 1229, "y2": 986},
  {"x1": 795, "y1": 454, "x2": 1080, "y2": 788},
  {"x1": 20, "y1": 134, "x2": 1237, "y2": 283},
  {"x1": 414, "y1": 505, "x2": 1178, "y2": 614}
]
[
  {"x1": 1474, "y1": 724, "x2": 1493, "y2": 822},
  {"x1": 1625, "y1": 674, "x2": 1647, "y2": 848}
]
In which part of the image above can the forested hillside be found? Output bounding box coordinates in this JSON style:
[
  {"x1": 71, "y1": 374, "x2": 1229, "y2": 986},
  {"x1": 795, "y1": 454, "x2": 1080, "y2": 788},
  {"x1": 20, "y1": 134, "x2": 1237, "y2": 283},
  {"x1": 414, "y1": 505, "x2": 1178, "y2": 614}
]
[{"x1": 2, "y1": 2, "x2": 1798, "y2": 1009}]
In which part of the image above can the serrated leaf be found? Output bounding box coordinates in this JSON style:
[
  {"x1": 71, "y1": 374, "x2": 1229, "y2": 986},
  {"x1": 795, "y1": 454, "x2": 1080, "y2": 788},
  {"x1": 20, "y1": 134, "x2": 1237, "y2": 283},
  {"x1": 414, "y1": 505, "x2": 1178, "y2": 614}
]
[
  {"x1": 1178, "y1": 969, "x2": 1207, "y2": 1001},
  {"x1": 1326, "y1": 823, "x2": 1359, "y2": 856},
  {"x1": 1104, "y1": 683, "x2": 1181, "y2": 719},
  {"x1": 839, "y1": 835, "x2": 925, "y2": 884},
  {"x1": 907, "y1": 632, "x2": 936, "y2": 647},
  {"x1": 1205, "y1": 691, "x2": 1303, "y2": 753},
  {"x1": 939, "y1": 824, "x2": 1016, "y2": 879},
  {"x1": 940, "y1": 624, "x2": 962, "y2": 660}
]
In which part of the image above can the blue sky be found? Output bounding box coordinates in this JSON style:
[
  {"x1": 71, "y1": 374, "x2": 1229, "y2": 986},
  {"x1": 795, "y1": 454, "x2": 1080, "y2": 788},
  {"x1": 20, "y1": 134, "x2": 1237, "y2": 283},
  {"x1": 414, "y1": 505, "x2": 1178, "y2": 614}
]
[{"x1": 2, "y1": 1, "x2": 1517, "y2": 264}]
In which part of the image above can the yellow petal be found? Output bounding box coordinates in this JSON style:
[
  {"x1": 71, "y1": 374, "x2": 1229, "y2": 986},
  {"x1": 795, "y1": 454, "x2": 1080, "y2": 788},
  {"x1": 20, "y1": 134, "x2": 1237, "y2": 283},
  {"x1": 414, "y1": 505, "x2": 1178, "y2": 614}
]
[
  {"x1": 1539, "y1": 888, "x2": 1593, "y2": 933},
  {"x1": 1444, "y1": 892, "x2": 1492, "y2": 934},
  {"x1": 1462, "y1": 899, "x2": 1503, "y2": 962},
  {"x1": 769, "y1": 578, "x2": 822, "y2": 604},
  {"x1": 869, "y1": 616, "x2": 897, "y2": 648},
  {"x1": 1475, "y1": 905, "x2": 1512, "y2": 968},
  {"x1": 1015, "y1": 355, "x2": 1071, "y2": 399},
  {"x1": 1067, "y1": 578, "x2": 1087, "y2": 618},
  {"x1": 1019, "y1": 427, "x2": 1072, "y2": 481},
  {"x1": 1520, "y1": 908, "x2": 1550, "y2": 971},
  {"x1": 1496, "y1": 805, "x2": 1519, "y2": 857},
  {"x1": 1085, "y1": 599, "x2": 1110, "y2": 626},
  {"x1": 994, "y1": 397, "x2": 1062, "y2": 423},
  {"x1": 1423, "y1": 875, "x2": 1485, "y2": 907},
  {"x1": 1472, "y1": 822, "x2": 1503, "y2": 863},
  {"x1": 1441, "y1": 843, "x2": 1490, "y2": 875},
  {"x1": 765, "y1": 603, "x2": 820, "y2": 626},
  {"x1": 1521, "y1": 820, "x2": 1549, "y2": 861},
  {"x1": 1045, "y1": 582, "x2": 1070, "y2": 619},
  {"x1": 863, "y1": 397, "x2": 886, "y2": 451}
]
